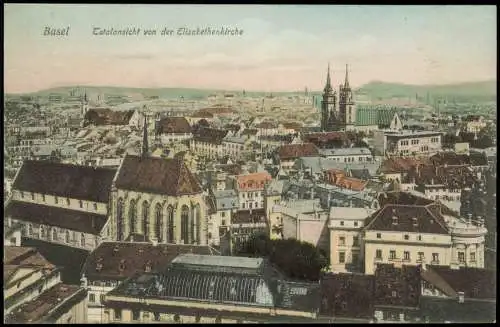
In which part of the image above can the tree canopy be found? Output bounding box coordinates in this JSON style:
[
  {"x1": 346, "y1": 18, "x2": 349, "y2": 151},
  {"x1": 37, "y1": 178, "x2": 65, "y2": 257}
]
[{"x1": 234, "y1": 232, "x2": 329, "y2": 281}]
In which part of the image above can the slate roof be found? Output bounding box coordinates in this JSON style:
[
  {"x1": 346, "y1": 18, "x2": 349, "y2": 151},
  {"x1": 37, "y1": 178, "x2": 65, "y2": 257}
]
[
  {"x1": 156, "y1": 117, "x2": 192, "y2": 134},
  {"x1": 4, "y1": 246, "x2": 55, "y2": 268},
  {"x1": 5, "y1": 200, "x2": 108, "y2": 235},
  {"x1": 13, "y1": 160, "x2": 117, "y2": 203},
  {"x1": 277, "y1": 143, "x2": 319, "y2": 161},
  {"x1": 354, "y1": 107, "x2": 397, "y2": 127},
  {"x1": 430, "y1": 152, "x2": 488, "y2": 167},
  {"x1": 115, "y1": 155, "x2": 202, "y2": 195},
  {"x1": 82, "y1": 242, "x2": 215, "y2": 281},
  {"x1": 319, "y1": 147, "x2": 372, "y2": 157},
  {"x1": 365, "y1": 192, "x2": 449, "y2": 234},
  {"x1": 193, "y1": 127, "x2": 228, "y2": 144}
]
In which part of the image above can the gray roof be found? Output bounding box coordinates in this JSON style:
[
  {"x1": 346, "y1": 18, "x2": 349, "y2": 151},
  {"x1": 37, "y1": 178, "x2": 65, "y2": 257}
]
[
  {"x1": 213, "y1": 189, "x2": 239, "y2": 210},
  {"x1": 265, "y1": 180, "x2": 287, "y2": 196},
  {"x1": 318, "y1": 147, "x2": 372, "y2": 157},
  {"x1": 223, "y1": 135, "x2": 247, "y2": 144},
  {"x1": 172, "y1": 254, "x2": 264, "y2": 270},
  {"x1": 294, "y1": 157, "x2": 381, "y2": 176}
]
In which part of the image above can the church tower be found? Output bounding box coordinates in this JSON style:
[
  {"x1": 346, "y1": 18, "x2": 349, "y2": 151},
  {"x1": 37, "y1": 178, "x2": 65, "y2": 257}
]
[
  {"x1": 339, "y1": 64, "x2": 355, "y2": 131},
  {"x1": 321, "y1": 64, "x2": 337, "y2": 132},
  {"x1": 142, "y1": 113, "x2": 149, "y2": 158},
  {"x1": 81, "y1": 91, "x2": 89, "y2": 117}
]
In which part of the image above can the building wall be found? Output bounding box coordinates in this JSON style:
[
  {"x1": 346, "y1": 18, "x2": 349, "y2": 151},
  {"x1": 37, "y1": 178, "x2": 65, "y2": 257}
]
[
  {"x1": 160, "y1": 133, "x2": 192, "y2": 145},
  {"x1": 238, "y1": 190, "x2": 265, "y2": 210},
  {"x1": 363, "y1": 231, "x2": 452, "y2": 275},
  {"x1": 386, "y1": 133, "x2": 442, "y2": 156},
  {"x1": 5, "y1": 228, "x2": 22, "y2": 246},
  {"x1": 54, "y1": 293, "x2": 88, "y2": 324},
  {"x1": 110, "y1": 189, "x2": 207, "y2": 245},
  {"x1": 265, "y1": 196, "x2": 282, "y2": 240},
  {"x1": 86, "y1": 281, "x2": 117, "y2": 323},
  {"x1": 329, "y1": 227, "x2": 364, "y2": 273},
  {"x1": 208, "y1": 209, "x2": 232, "y2": 246}
]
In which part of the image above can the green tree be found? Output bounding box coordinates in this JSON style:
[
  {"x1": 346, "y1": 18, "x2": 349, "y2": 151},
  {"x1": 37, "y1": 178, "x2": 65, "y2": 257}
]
[{"x1": 235, "y1": 233, "x2": 329, "y2": 281}]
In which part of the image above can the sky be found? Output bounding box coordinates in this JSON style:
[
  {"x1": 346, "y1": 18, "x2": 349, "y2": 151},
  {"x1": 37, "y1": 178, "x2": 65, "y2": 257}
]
[{"x1": 4, "y1": 4, "x2": 497, "y2": 93}]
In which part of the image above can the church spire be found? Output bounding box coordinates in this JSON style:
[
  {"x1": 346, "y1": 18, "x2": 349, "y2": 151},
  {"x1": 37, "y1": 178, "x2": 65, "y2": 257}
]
[
  {"x1": 324, "y1": 63, "x2": 332, "y2": 92},
  {"x1": 344, "y1": 64, "x2": 350, "y2": 89},
  {"x1": 142, "y1": 112, "x2": 149, "y2": 158}
]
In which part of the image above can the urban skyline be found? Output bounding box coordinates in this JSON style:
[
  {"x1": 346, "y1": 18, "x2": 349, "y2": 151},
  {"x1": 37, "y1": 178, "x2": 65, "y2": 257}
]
[{"x1": 5, "y1": 5, "x2": 496, "y2": 93}]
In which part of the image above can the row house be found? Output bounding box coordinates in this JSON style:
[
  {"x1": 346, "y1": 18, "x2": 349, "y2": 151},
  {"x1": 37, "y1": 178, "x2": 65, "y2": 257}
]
[
  {"x1": 221, "y1": 134, "x2": 253, "y2": 161},
  {"x1": 229, "y1": 209, "x2": 269, "y2": 253},
  {"x1": 230, "y1": 172, "x2": 272, "y2": 211},
  {"x1": 4, "y1": 246, "x2": 88, "y2": 324},
  {"x1": 190, "y1": 127, "x2": 228, "y2": 159},
  {"x1": 206, "y1": 189, "x2": 239, "y2": 246}
]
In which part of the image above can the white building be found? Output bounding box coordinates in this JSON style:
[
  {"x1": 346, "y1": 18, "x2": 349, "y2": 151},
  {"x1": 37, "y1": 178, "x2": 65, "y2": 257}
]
[
  {"x1": 373, "y1": 130, "x2": 443, "y2": 156},
  {"x1": 318, "y1": 147, "x2": 374, "y2": 163},
  {"x1": 207, "y1": 189, "x2": 239, "y2": 246}
]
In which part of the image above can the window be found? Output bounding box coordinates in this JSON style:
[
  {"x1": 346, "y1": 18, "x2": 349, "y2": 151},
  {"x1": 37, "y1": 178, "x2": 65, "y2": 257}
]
[
  {"x1": 31, "y1": 192, "x2": 35, "y2": 200},
  {"x1": 52, "y1": 228, "x2": 58, "y2": 241},
  {"x1": 89, "y1": 293, "x2": 96, "y2": 302},
  {"x1": 142, "y1": 201, "x2": 150, "y2": 239},
  {"x1": 392, "y1": 290, "x2": 398, "y2": 298},
  {"x1": 21, "y1": 191, "x2": 24, "y2": 198},
  {"x1": 339, "y1": 252, "x2": 346, "y2": 263},
  {"x1": 340, "y1": 221, "x2": 344, "y2": 226},
  {"x1": 54, "y1": 196, "x2": 58, "y2": 204},
  {"x1": 389, "y1": 250, "x2": 396, "y2": 260},
  {"x1": 376, "y1": 233, "x2": 381, "y2": 239},
  {"x1": 132, "y1": 309, "x2": 140, "y2": 321},
  {"x1": 470, "y1": 252, "x2": 476, "y2": 262},
  {"x1": 404, "y1": 234, "x2": 409, "y2": 240},
  {"x1": 221, "y1": 212, "x2": 226, "y2": 217},
  {"x1": 417, "y1": 252, "x2": 425, "y2": 262},
  {"x1": 80, "y1": 233, "x2": 85, "y2": 247},
  {"x1": 354, "y1": 221, "x2": 358, "y2": 227},
  {"x1": 222, "y1": 219, "x2": 226, "y2": 226},
  {"x1": 432, "y1": 253, "x2": 439, "y2": 263},
  {"x1": 352, "y1": 252, "x2": 359, "y2": 264},
  {"x1": 65, "y1": 230, "x2": 70, "y2": 243},
  {"x1": 79, "y1": 200, "x2": 83, "y2": 208},
  {"x1": 208, "y1": 232, "x2": 212, "y2": 239},
  {"x1": 114, "y1": 309, "x2": 122, "y2": 320},
  {"x1": 153, "y1": 312, "x2": 161, "y2": 321},
  {"x1": 376, "y1": 249, "x2": 382, "y2": 259},
  {"x1": 249, "y1": 202, "x2": 253, "y2": 209},
  {"x1": 66, "y1": 198, "x2": 70, "y2": 206},
  {"x1": 339, "y1": 236, "x2": 346, "y2": 246},
  {"x1": 174, "y1": 314, "x2": 180, "y2": 323},
  {"x1": 154, "y1": 204, "x2": 163, "y2": 242},
  {"x1": 42, "y1": 194, "x2": 46, "y2": 202},
  {"x1": 353, "y1": 236, "x2": 359, "y2": 247},
  {"x1": 28, "y1": 224, "x2": 33, "y2": 236},
  {"x1": 417, "y1": 235, "x2": 422, "y2": 241},
  {"x1": 129, "y1": 199, "x2": 137, "y2": 234},
  {"x1": 404, "y1": 251, "x2": 410, "y2": 261},
  {"x1": 40, "y1": 225, "x2": 45, "y2": 238},
  {"x1": 167, "y1": 206, "x2": 175, "y2": 243},
  {"x1": 458, "y1": 252, "x2": 465, "y2": 263},
  {"x1": 100, "y1": 294, "x2": 105, "y2": 303},
  {"x1": 242, "y1": 203, "x2": 246, "y2": 209},
  {"x1": 93, "y1": 203, "x2": 98, "y2": 210},
  {"x1": 181, "y1": 205, "x2": 190, "y2": 244}
]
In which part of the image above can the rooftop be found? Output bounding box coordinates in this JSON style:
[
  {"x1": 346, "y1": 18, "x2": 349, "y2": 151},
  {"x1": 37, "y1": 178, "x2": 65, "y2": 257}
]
[
  {"x1": 5, "y1": 283, "x2": 86, "y2": 324},
  {"x1": 172, "y1": 254, "x2": 264, "y2": 270}
]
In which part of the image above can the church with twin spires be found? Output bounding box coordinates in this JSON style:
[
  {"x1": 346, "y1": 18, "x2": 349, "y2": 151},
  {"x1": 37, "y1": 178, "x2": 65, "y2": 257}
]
[{"x1": 321, "y1": 64, "x2": 356, "y2": 132}]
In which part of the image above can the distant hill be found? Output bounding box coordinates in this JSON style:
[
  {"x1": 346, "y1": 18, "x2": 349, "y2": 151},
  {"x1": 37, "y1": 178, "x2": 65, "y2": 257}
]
[{"x1": 355, "y1": 80, "x2": 496, "y2": 103}]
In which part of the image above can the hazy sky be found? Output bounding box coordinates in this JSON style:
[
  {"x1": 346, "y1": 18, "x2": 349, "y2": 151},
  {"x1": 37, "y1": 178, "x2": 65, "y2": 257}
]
[{"x1": 4, "y1": 4, "x2": 497, "y2": 93}]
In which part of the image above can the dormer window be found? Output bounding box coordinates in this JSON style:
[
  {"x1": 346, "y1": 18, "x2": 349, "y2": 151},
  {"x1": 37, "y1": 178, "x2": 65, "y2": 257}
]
[
  {"x1": 392, "y1": 216, "x2": 399, "y2": 225},
  {"x1": 119, "y1": 260, "x2": 126, "y2": 271},
  {"x1": 145, "y1": 261, "x2": 152, "y2": 272},
  {"x1": 412, "y1": 217, "x2": 418, "y2": 227},
  {"x1": 96, "y1": 263, "x2": 103, "y2": 272}
]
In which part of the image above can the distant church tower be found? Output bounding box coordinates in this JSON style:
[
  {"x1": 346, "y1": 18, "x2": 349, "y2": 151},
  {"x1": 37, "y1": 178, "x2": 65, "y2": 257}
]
[
  {"x1": 81, "y1": 91, "x2": 89, "y2": 117},
  {"x1": 142, "y1": 113, "x2": 149, "y2": 158},
  {"x1": 321, "y1": 64, "x2": 337, "y2": 132},
  {"x1": 338, "y1": 64, "x2": 355, "y2": 131}
]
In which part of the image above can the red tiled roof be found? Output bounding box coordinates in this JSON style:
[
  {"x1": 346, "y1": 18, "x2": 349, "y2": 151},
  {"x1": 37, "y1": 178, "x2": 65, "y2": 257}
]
[
  {"x1": 277, "y1": 143, "x2": 319, "y2": 161},
  {"x1": 236, "y1": 172, "x2": 272, "y2": 191},
  {"x1": 115, "y1": 155, "x2": 202, "y2": 196},
  {"x1": 324, "y1": 169, "x2": 367, "y2": 191}
]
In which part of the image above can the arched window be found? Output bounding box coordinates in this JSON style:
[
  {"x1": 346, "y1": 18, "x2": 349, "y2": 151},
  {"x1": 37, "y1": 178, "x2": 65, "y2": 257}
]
[
  {"x1": 196, "y1": 205, "x2": 201, "y2": 244},
  {"x1": 167, "y1": 206, "x2": 175, "y2": 243},
  {"x1": 65, "y1": 230, "x2": 70, "y2": 243},
  {"x1": 181, "y1": 205, "x2": 190, "y2": 244},
  {"x1": 40, "y1": 225, "x2": 45, "y2": 238},
  {"x1": 155, "y1": 204, "x2": 163, "y2": 242},
  {"x1": 129, "y1": 199, "x2": 137, "y2": 235},
  {"x1": 80, "y1": 233, "x2": 85, "y2": 247},
  {"x1": 142, "y1": 201, "x2": 150, "y2": 239},
  {"x1": 52, "y1": 228, "x2": 58, "y2": 241},
  {"x1": 190, "y1": 206, "x2": 195, "y2": 244},
  {"x1": 116, "y1": 198, "x2": 124, "y2": 241}
]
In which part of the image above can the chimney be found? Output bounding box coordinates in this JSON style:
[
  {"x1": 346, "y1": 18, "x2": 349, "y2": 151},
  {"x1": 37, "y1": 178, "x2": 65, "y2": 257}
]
[{"x1": 457, "y1": 291, "x2": 465, "y2": 303}]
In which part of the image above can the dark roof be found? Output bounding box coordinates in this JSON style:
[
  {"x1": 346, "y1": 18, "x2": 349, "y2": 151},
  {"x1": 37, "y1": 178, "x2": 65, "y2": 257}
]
[
  {"x1": 430, "y1": 152, "x2": 488, "y2": 167},
  {"x1": 83, "y1": 109, "x2": 135, "y2": 127},
  {"x1": 4, "y1": 246, "x2": 55, "y2": 267},
  {"x1": 156, "y1": 117, "x2": 192, "y2": 134},
  {"x1": 5, "y1": 283, "x2": 86, "y2": 324},
  {"x1": 426, "y1": 266, "x2": 496, "y2": 300},
  {"x1": 403, "y1": 165, "x2": 478, "y2": 189},
  {"x1": 115, "y1": 155, "x2": 202, "y2": 195},
  {"x1": 13, "y1": 160, "x2": 117, "y2": 202},
  {"x1": 193, "y1": 127, "x2": 228, "y2": 144},
  {"x1": 277, "y1": 143, "x2": 319, "y2": 161},
  {"x1": 320, "y1": 273, "x2": 375, "y2": 319},
  {"x1": 5, "y1": 200, "x2": 108, "y2": 234},
  {"x1": 374, "y1": 264, "x2": 421, "y2": 309},
  {"x1": 82, "y1": 242, "x2": 215, "y2": 281},
  {"x1": 231, "y1": 209, "x2": 267, "y2": 225},
  {"x1": 241, "y1": 128, "x2": 258, "y2": 136}
]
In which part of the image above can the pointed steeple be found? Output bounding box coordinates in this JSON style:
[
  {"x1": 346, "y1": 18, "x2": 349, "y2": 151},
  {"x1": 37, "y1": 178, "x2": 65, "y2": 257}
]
[
  {"x1": 142, "y1": 112, "x2": 149, "y2": 158},
  {"x1": 344, "y1": 64, "x2": 350, "y2": 89},
  {"x1": 324, "y1": 63, "x2": 333, "y2": 93}
]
